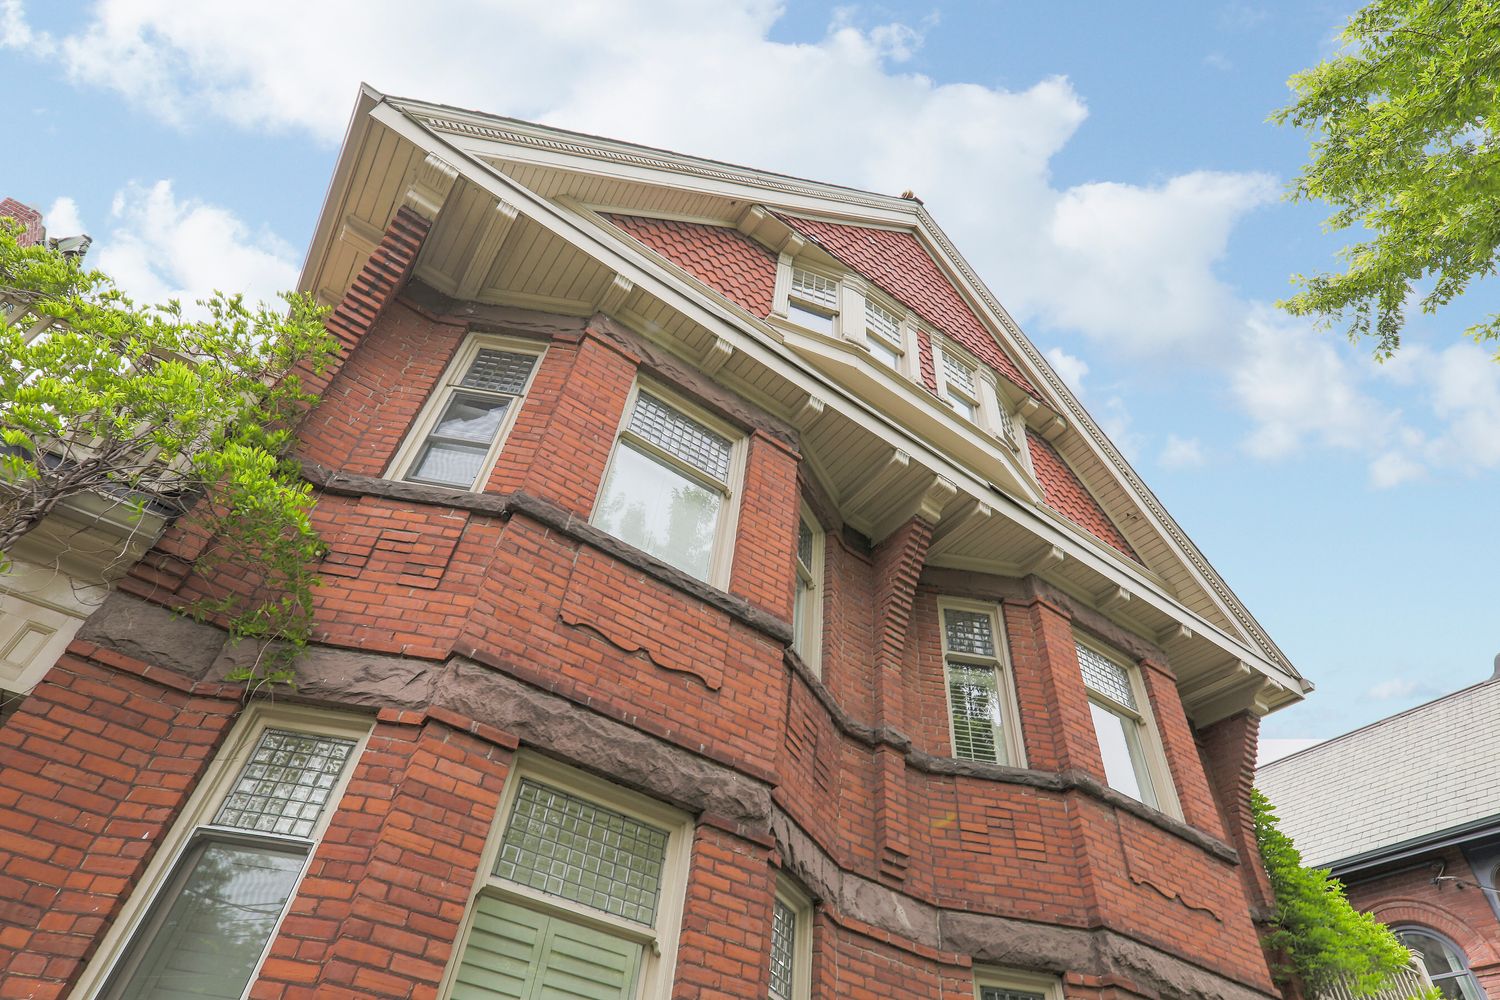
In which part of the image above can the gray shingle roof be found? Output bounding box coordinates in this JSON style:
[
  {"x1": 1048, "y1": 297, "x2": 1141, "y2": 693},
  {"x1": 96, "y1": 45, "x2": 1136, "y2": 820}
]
[{"x1": 1256, "y1": 675, "x2": 1500, "y2": 868}]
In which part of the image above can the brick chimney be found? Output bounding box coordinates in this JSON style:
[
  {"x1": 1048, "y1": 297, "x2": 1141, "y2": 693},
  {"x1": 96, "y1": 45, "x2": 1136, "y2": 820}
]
[{"x1": 0, "y1": 198, "x2": 46, "y2": 247}]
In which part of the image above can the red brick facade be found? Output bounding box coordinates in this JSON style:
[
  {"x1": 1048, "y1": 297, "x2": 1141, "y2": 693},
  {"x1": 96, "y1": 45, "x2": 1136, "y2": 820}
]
[{"x1": 0, "y1": 202, "x2": 1286, "y2": 1000}]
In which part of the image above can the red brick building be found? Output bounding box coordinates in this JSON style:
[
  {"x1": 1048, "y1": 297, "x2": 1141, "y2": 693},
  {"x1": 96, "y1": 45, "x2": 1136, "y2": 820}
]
[
  {"x1": 0, "y1": 88, "x2": 1312, "y2": 1000},
  {"x1": 1258, "y1": 665, "x2": 1500, "y2": 1000}
]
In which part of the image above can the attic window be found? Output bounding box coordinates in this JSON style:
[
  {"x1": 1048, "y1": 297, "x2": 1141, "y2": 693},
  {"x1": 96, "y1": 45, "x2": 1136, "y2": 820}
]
[
  {"x1": 787, "y1": 267, "x2": 838, "y2": 335},
  {"x1": 939, "y1": 346, "x2": 980, "y2": 422},
  {"x1": 864, "y1": 299, "x2": 904, "y2": 370}
]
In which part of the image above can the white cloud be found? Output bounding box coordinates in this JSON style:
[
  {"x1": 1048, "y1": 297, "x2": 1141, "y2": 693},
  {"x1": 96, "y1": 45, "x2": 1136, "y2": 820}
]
[
  {"x1": 89, "y1": 181, "x2": 298, "y2": 311},
  {"x1": 0, "y1": 0, "x2": 51, "y2": 53},
  {"x1": 1044, "y1": 346, "x2": 1089, "y2": 393},
  {"x1": 5, "y1": 0, "x2": 1277, "y2": 361},
  {"x1": 1160, "y1": 434, "x2": 1206, "y2": 469},
  {"x1": 43, "y1": 196, "x2": 85, "y2": 236},
  {"x1": 1367, "y1": 678, "x2": 1419, "y2": 700}
]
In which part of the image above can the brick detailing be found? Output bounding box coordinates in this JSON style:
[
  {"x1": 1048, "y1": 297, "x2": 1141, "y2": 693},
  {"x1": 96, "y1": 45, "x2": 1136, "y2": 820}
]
[
  {"x1": 728, "y1": 432, "x2": 802, "y2": 620},
  {"x1": 606, "y1": 214, "x2": 778, "y2": 317},
  {"x1": 1198, "y1": 711, "x2": 1276, "y2": 916},
  {"x1": 0, "y1": 197, "x2": 45, "y2": 247},
  {"x1": 674, "y1": 824, "x2": 776, "y2": 999},
  {"x1": 250, "y1": 714, "x2": 512, "y2": 1000},
  {"x1": 0, "y1": 649, "x2": 240, "y2": 999},
  {"x1": 313, "y1": 206, "x2": 432, "y2": 396},
  {"x1": 869, "y1": 516, "x2": 934, "y2": 882},
  {"x1": 1026, "y1": 431, "x2": 1139, "y2": 561},
  {"x1": 778, "y1": 213, "x2": 1037, "y2": 396}
]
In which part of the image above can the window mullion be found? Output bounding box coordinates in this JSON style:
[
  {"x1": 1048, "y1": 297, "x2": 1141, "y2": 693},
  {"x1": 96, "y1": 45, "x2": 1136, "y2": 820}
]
[{"x1": 620, "y1": 431, "x2": 729, "y2": 495}]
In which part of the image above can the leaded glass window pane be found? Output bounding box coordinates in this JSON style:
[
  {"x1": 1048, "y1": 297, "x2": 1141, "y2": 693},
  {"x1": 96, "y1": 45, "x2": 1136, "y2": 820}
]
[
  {"x1": 1077, "y1": 644, "x2": 1137, "y2": 709},
  {"x1": 214, "y1": 730, "x2": 356, "y2": 839},
  {"x1": 106, "y1": 840, "x2": 305, "y2": 1000},
  {"x1": 627, "y1": 393, "x2": 732, "y2": 482},
  {"x1": 797, "y1": 519, "x2": 814, "y2": 573},
  {"x1": 948, "y1": 663, "x2": 1003, "y2": 764},
  {"x1": 461, "y1": 349, "x2": 537, "y2": 394},
  {"x1": 981, "y1": 989, "x2": 1046, "y2": 1000},
  {"x1": 790, "y1": 268, "x2": 838, "y2": 309},
  {"x1": 494, "y1": 781, "x2": 669, "y2": 926},
  {"x1": 768, "y1": 898, "x2": 796, "y2": 1000},
  {"x1": 944, "y1": 609, "x2": 995, "y2": 658}
]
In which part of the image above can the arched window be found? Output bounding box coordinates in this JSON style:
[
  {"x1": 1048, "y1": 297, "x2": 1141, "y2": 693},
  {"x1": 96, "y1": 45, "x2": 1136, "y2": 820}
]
[{"x1": 1395, "y1": 927, "x2": 1485, "y2": 1000}]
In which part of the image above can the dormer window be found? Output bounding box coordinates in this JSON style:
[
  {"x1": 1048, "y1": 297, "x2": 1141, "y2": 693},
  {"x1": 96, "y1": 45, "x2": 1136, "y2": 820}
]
[
  {"x1": 787, "y1": 267, "x2": 838, "y2": 336},
  {"x1": 864, "y1": 299, "x2": 904, "y2": 370},
  {"x1": 938, "y1": 345, "x2": 980, "y2": 422}
]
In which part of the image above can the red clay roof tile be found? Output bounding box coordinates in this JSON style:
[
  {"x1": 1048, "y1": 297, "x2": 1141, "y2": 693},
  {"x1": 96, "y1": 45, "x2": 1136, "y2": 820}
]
[
  {"x1": 777, "y1": 214, "x2": 1037, "y2": 396},
  {"x1": 1026, "y1": 431, "x2": 1138, "y2": 561},
  {"x1": 606, "y1": 214, "x2": 777, "y2": 317}
]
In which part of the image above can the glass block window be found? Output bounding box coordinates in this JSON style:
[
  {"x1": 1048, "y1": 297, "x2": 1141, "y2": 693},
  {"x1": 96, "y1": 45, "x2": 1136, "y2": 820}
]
[
  {"x1": 1077, "y1": 643, "x2": 1137, "y2": 710},
  {"x1": 398, "y1": 339, "x2": 541, "y2": 490},
  {"x1": 461, "y1": 349, "x2": 535, "y2": 394},
  {"x1": 214, "y1": 730, "x2": 356, "y2": 839},
  {"x1": 628, "y1": 392, "x2": 732, "y2": 482},
  {"x1": 948, "y1": 664, "x2": 1003, "y2": 763},
  {"x1": 494, "y1": 780, "x2": 669, "y2": 926},
  {"x1": 790, "y1": 268, "x2": 838, "y2": 309},
  {"x1": 944, "y1": 609, "x2": 995, "y2": 657},
  {"x1": 768, "y1": 898, "x2": 796, "y2": 1000}
]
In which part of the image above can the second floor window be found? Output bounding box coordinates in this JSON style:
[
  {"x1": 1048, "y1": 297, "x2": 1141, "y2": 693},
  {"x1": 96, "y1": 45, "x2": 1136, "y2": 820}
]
[
  {"x1": 593, "y1": 387, "x2": 740, "y2": 584},
  {"x1": 1076, "y1": 640, "x2": 1168, "y2": 810},
  {"x1": 792, "y1": 506, "x2": 823, "y2": 674},
  {"x1": 941, "y1": 602, "x2": 1024, "y2": 766},
  {"x1": 391, "y1": 336, "x2": 542, "y2": 490}
]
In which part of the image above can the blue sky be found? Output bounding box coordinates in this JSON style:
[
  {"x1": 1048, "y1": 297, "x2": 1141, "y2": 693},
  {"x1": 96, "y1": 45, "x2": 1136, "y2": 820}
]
[{"x1": 4, "y1": 1, "x2": 1497, "y2": 755}]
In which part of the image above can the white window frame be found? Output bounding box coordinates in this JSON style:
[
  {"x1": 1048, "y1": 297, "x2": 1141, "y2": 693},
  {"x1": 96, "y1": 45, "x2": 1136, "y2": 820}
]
[
  {"x1": 939, "y1": 598, "x2": 1027, "y2": 768},
  {"x1": 768, "y1": 875, "x2": 813, "y2": 1000},
  {"x1": 386, "y1": 333, "x2": 545, "y2": 491},
  {"x1": 934, "y1": 339, "x2": 983, "y2": 424},
  {"x1": 973, "y1": 967, "x2": 1065, "y2": 1000},
  {"x1": 1074, "y1": 635, "x2": 1180, "y2": 818},
  {"x1": 72, "y1": 706, "x2": 373, "y2": 1000},
  {"x1": 861, "y1": 293, "x2": 922, "y2": 382},
  {"x1": 592, "y1": 380, "x2": 746, "y2": 589},
  {"x1": 781, "y1": 263, "x2": 842, "y2": 338},
  {"x1": 441, "y1": 754, "x2": 694, "y2": 1000},
  {"x1": 792, "y1": 503, "x2": 824, "y2": 676}
]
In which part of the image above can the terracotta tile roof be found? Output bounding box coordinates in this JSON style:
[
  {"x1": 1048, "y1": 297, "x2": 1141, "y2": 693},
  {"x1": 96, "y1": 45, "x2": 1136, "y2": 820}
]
[
  {"x1": 1026, "y1": 431, "x2": 1137, "y2": 561},
  {"x1": 0, "y1": 198, "x2": 45, "y2": 248},
  {"x1": 605, "y1": 214, "x2": 777, "y2": 317},
  {"x1": 778, "y1": 214, "x2": 1037, "y2": 396}
]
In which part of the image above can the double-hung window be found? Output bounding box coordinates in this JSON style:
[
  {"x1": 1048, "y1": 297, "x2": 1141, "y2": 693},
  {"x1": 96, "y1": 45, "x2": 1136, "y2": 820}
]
[
  {"x1": 864, "y1": 299, "x2": 905, "y2": 371},
  {"x1": 446, "y1": 761, "x2": 689, "y2": 1000},
  {"x1": 941, "y1": 601, "x2": 1025, "y2": 766},
  {"x1": 81, "y1": 709, "x2": 369, "y2": 1000},
  {"x1": 792, "y1": 506, "x2": 823, "y2": 674},
  {"x1": 786, "y1": 267, "x2": 839, "y2": 336},
  {"x1": 593, "y1": 386, "x2": 741, "y2": 584},
  {"x1": 391, "y1": 336, "x2": 543, "y2": 490},
  {"x1": 1395, "y1": 928, "x2": 1484, "y2": 1000},
  {"x1": 938, "y1": 345, "x2": 981, "y2": 422},
  {"x1": 767, "y1": 879, "x2": 812, "y2": 1000},
  {"x1": 974, "y1": 969, "x2": 1064, "y2": 1000},
  {"x1": 1076, "y1": 640, "x2": 1171, "y2": 810}
]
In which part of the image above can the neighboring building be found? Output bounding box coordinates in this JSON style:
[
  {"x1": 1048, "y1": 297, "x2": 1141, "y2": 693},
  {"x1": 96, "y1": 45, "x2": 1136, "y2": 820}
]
[
  {"x1": 1258, "y1": 663, "x2": 1500, "y2": 1000},
  {"x1": 0, "y1": 200, "x2": 140, "y2": 719},
  {"x1": 0, "y1": 88, "x2": 1313, "y2": 999}
]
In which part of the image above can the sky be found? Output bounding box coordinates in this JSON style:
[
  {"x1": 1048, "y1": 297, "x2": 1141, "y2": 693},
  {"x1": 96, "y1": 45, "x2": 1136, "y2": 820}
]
[{"x1": 3, "y1": 1, "x2": 1497, "y2": 760}]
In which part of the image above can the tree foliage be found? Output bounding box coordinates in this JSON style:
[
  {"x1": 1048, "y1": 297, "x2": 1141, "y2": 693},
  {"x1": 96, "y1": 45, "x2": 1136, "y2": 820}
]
[
  {"x1": 1252, "y1": 788, "x2": 1415, "y2": 996},
  {"x1": 0, "y1": 220, "x2": 336, "y2": 689},
  {"x1": 1273, "y1": 0, "x2": 1500, "y2": 357}
]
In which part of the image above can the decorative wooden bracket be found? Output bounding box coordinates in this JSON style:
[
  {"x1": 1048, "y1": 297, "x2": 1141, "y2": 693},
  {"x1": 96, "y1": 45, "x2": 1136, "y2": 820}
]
[
  {"x1": 403, "y1": 153, "x2": 460, "y2": 220},
  {"x1": 454, "y1": 198, "x2": 521, "y2": 300}
]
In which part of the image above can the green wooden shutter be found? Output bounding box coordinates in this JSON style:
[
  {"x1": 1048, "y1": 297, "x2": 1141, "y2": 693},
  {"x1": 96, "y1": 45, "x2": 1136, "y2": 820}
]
[{"x1": 452, "y1": 897, "x2": 643, "y2": 1000}]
